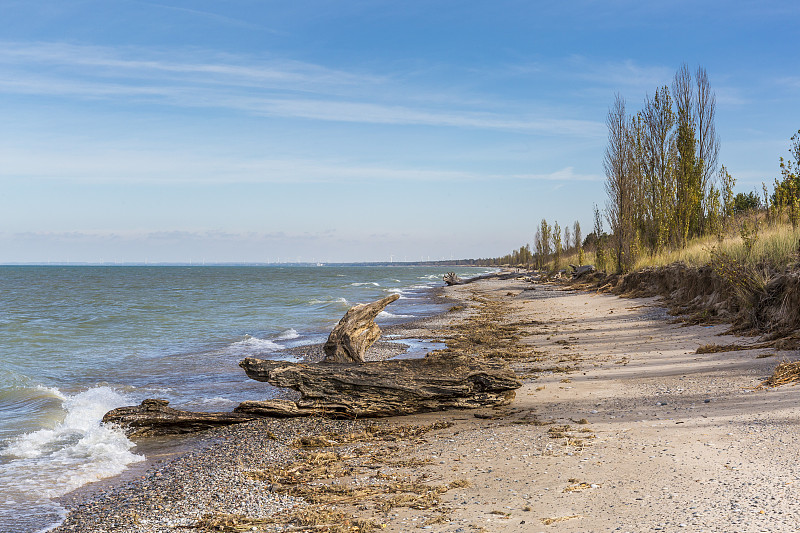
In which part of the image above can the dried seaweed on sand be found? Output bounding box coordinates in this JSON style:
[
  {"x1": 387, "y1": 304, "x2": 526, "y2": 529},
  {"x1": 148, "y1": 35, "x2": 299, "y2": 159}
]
[{"x1": 758, "y1": 359, "x2": 800, "y2": 388}]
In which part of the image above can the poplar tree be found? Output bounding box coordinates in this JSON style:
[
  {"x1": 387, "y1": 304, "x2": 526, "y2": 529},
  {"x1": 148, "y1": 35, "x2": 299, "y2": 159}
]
[
  {"x1": 552, "y1": 221, "x2": 562, "y2": 270},
  {"x1": 572, "y1": 221, "x2": 582, "y2": 251},
  {"x1": 604, "y1": 94, "x2": 637, "y2": 272}
]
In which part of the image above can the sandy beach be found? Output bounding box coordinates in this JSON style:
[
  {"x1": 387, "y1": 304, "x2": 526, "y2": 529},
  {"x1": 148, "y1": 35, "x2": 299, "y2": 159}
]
[{"x1": 53, "y1": 275, "x2": 800, "y2": 532}]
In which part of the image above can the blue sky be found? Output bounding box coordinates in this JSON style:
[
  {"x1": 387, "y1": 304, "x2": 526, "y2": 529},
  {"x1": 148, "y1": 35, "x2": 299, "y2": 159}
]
[{"x1": 1, "y1": 1, "x2": 798, "y2": 263}]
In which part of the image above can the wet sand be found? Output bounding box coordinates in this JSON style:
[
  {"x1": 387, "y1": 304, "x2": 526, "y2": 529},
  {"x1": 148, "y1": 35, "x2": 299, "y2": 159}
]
[{"x1": 53, "y1": 275, "x2": 800, "y2": 532}]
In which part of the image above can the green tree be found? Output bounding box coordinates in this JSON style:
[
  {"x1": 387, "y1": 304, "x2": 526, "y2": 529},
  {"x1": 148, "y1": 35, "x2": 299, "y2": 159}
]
[
  {"x1": 535, "y1": 219, "x2": 552, "y2": 269},
  {"x1": 604, "y1": 94, "x2": 639, "y2": 272},
  {"x1": 775, "y1": 130, "x2": 800, "y2": 227},
  {"x1": 673, "y1": 64, "x2": 704, "y2": 246},
  {"x1": 732, "y1": 191, "x2": 761, "y2": 215},
  {"x1": 552, "y1": 221, "x2": 562, "y2": 271},
  {"x1": 718, "y1": 165, "x2": 736, "y2": 219}
]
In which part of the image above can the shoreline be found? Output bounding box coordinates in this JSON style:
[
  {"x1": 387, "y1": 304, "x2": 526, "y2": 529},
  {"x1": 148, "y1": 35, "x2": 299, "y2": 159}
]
[
  {"x1": 54, "y1": 274, "x2": 800, "y2": 532},
  {"x1": 51, "y1": 275, "x2": 475, "y2": 527}
]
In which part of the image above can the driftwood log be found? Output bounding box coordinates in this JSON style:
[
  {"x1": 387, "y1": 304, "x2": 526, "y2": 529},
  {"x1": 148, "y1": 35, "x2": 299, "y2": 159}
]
[
  {"x1": 570, "y1": 264, "x2": 596, "y2": 279},
  {"x1": 103, "y1": 399, "x2": 260, "y2": 438},
  {"x1": 323, "y1": 293, "x2": 399, "y2": 363},
  {"x1": 237, "y1": 353, "x2": 521, "y2": 418},
  {"x1": 443, "y1": 272, "x2": 463, "y2": 285},
  {"x1": 104, "y1": 294, "x2": 522, "y2": 436}
]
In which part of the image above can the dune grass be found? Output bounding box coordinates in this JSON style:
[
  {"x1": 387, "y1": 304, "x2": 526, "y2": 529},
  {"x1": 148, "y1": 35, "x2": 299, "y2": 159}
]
[
  {"x1": 631, "y1": 220, "x2": 800, "y2": 271},
  {"x1": 508, "y1": 217, "x2": 798, "y2": 274}
]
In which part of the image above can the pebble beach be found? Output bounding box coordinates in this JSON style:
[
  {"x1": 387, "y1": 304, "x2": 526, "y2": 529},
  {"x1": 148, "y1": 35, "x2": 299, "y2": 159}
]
[{"x1": 52, "y1": 275, "x2": 800, "y2": 532}]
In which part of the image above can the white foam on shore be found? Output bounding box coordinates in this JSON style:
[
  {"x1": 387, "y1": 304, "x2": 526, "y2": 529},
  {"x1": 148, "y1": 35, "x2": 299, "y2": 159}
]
[
  {"x1": 378, "y1": 311, "x2": 412, "y2": 319},
  {"x1": 277, "y1": 328, "x2": 299, "y2": 340},
  {"x1": 0, "y1": 385, "x2": 143, "y2": 502},
  {"x1": 308, "y1": 297, "x2": 350, "y2": 306},
  {"x1": 385, "y1": 288, "x2": 408, "y2": 299},
  {"x1": 197, "y1": 396, "x2": 238, "y2": 409},
  {"x1": 230, "y1": 334, "x2": 284, "y2": 352}
]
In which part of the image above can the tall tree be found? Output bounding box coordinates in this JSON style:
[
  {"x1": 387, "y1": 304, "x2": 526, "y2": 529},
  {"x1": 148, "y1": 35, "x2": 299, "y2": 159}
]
[
  {"x1": 572, "y1": 220, "x2": 582, "y2": 251},
  {"x1": 535, "y1": 219, "x2": 552, "y2": 269},
  {"x1": 552, "y1": 221, "x2": 562, "y2": 270},
  {"x1": 673, "y1": 63, "x2": 703, "y2": 246},
  {"x1": 640, "y1": 86, "x2": 676, "y2": 251},
  {"x1": 604, "y1": 94, "x2": 637, "y2": 272},
  {"x1": 695, "y1": 65, "x2": 720, "y2": 229}
]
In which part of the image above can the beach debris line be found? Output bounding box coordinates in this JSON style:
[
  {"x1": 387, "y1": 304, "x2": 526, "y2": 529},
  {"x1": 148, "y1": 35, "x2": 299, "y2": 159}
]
[{"x1": 323, "y1": 293, "x2": 399, "y2": 363}]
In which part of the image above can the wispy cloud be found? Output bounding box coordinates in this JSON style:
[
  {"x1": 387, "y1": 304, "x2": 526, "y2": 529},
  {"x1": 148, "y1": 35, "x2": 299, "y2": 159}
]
[
  {"x1": 1, "y1": 229, "x2": 334, "y2": 243},
  {"x1": 0, "y1": 41, "x2": 603, "y2": 137},
  {"x1": 128, "y1": 1, "x2": 275, "y2": 32},
  {"x1": 566, "y1": 57, "x2": 674, "y2": 92},
  {"x1": 0, "y1": 144, "x2": 600, "y2": 184},
  {"x1": 509, "y1": 167, "x2": 603, "y2": 182}
]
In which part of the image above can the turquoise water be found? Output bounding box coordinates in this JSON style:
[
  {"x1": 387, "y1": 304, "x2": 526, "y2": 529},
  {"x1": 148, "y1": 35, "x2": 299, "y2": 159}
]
[{"x1": 0, "y1": 265, "x2": 492, "y2": 532}]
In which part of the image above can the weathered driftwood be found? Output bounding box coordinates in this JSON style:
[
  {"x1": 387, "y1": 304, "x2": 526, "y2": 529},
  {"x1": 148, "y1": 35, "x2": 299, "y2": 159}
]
[
  {"x1": 443, "y1": 272, "x2": 463, "y2": 285},
  {"x1": 103, "y1": 399, "x2": 260, "y2": 437},
  {"x1": 570, "y1": 264, "x2": 596, "y2": 279},
  {"x1": 238, "y1": 353, "x2": 521, "y2": 418},
  {"x1": 235, "y1": 399, "x2": 317, "y2": 418},
  {"x1": 323, "y1": 294, "x2": 400, "y2": 363}
]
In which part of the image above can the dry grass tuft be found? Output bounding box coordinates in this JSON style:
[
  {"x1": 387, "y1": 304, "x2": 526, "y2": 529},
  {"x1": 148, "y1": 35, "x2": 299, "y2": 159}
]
[
  {"x1": 759, "y1": 359, "x2": 800, "y2": 388},
  {"x1": 547, "y1": 425, "x2": 573, "y2": 439},
  {"x1": 562, "y1": 479, "x2": 597, "y2": 492},
  {"x1": 696, "y1": 343, "x2": 747, "y2": 354},
  {"x1": 540, "y1": 514, "x2": 581, "y2": 525},
  {"x1": 193, "y1": 510, "x2": 380, "y2": 532}
]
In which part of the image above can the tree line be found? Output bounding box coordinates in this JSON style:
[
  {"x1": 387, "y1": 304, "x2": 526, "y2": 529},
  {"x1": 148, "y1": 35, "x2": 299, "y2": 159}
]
[
  {"x1": 485, "y1": 64, "x2": 800, "y2": 273},
  {"x1": 603, "y1": 64, "x2": 723, "y2": 271}
]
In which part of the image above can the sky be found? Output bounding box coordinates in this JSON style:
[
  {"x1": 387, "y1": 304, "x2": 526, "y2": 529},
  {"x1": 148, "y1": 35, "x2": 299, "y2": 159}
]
[{"x1": 1, "y1": 0, "x2": 798, "y2": 263}]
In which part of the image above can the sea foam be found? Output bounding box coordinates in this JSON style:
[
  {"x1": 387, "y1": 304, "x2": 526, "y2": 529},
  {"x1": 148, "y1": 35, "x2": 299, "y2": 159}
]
[
  {"x1": 378, "y1": 310, "x2": 412, "y2": 319},
  {"x1": 277, "y1": 328, "x2": 300, "y2": 340},
  {"x1": 229, "y1": 334, "x2": 284, "y2": 352},
  {"x1": 0, "y1": 386, "x2": 143, "y2": 495},
  {"x1": 0, "y1": 386, "x2": 143, "y2": 531}
]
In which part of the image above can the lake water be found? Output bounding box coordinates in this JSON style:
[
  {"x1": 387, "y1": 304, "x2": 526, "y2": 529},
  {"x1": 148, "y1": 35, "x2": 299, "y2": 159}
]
[{"x1": 0, "y1": 264, "x2": 492, "y2": 532}]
